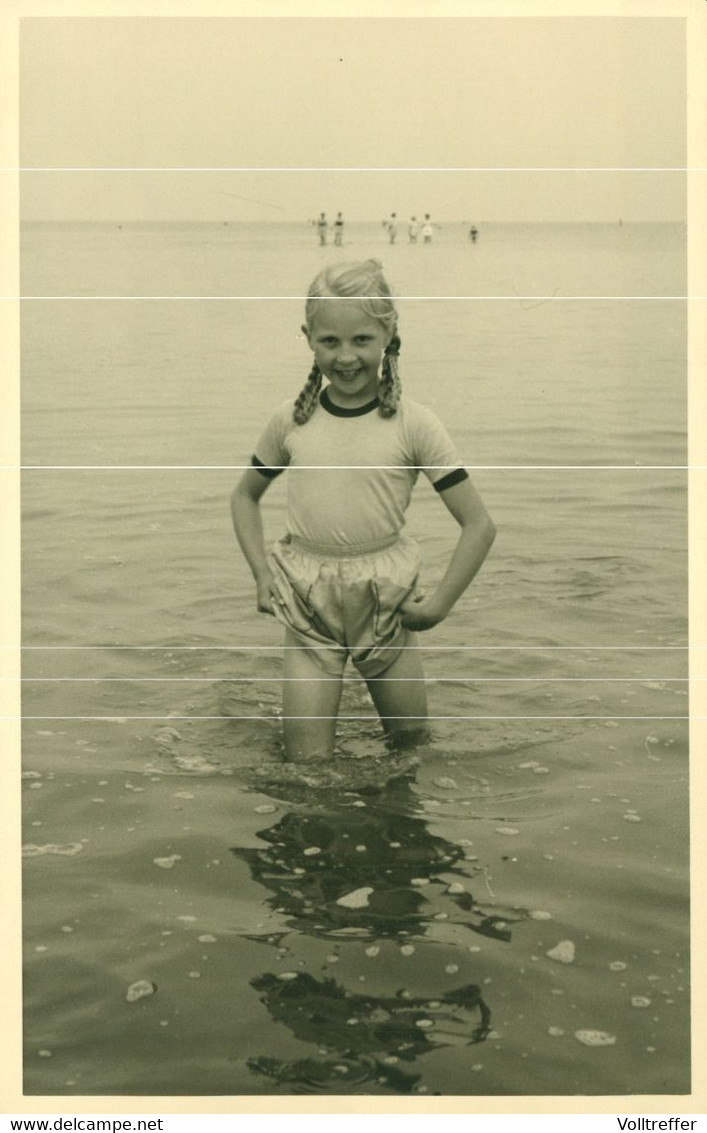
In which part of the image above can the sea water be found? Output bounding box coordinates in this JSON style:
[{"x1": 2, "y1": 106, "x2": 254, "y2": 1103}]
[{"x1": 20, "y1": 221, "x2": 689, "y2": 1095}]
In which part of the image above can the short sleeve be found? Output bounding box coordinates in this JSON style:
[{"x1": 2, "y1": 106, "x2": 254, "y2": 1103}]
[
  {"x1": 405, "y1": 401, "x2": 469, "y2": 492},
  {"x1": 251, "y1": 401, "x2": 294, "y2": 478}
]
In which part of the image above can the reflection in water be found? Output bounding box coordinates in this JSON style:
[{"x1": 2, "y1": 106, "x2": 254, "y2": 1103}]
[
  {"x1": 232, "y1": 779, "x2": 519, "y2": 1094},
  {"x1": 232, "y1": 780, "x2": 517, "y2": 942},
  {"x1": 248, "y1": 971, "x2": 490, "y2": 1094}
]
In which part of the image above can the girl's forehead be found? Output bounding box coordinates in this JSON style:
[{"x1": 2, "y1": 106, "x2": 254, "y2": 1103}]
[{"x1": 309, "y1": 299, "x2": 383, "y2": 334}]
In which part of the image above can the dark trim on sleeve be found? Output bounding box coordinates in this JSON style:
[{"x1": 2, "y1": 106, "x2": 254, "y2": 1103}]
[
  {"x1": 433, "y1": 467, "x2": 469, "y2": 493},
  {"x1": 251, "y1": 454, "x2": 284, "y2": 479}
]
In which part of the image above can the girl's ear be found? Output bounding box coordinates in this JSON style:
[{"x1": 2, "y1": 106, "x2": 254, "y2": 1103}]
[{"x1": 301, "y1": 323, "x2": 312, "y2": 347}]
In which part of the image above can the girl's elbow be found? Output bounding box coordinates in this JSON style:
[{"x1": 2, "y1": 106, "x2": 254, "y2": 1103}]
[
  {"x1": 232, "y1": 481, "x2": 254, "y2": 507},
  {"x1": 470, "y1": 514, "x2": 496, "y2": 552},
  {"x1": 230, "y1": 483, "x2": 252, "y2": 519}
]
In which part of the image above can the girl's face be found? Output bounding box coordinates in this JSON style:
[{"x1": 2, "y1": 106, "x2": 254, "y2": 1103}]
[{"x1": 304, "y1": 299, "x2": 391, "y2": 408}]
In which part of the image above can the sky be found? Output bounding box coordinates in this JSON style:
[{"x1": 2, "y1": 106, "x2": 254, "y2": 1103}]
[{"x1": 19, "y1": 16, "x2": 687, "y2": 223}]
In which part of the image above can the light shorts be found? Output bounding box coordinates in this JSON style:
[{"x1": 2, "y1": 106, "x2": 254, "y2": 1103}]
[{"x1": 267, "y1": 532, "x2": 422, "y2": 678}]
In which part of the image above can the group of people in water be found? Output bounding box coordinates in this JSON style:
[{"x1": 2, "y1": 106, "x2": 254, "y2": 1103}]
[
  {"x1": 315, "y1": 212, "x2": 346, "y2": 246},
  {"x1": 383, "y1": 212, "x2": 437, "y2": 245},
  {"x1": 314, "y1": 212, "x2": 479, "y2": 247}
]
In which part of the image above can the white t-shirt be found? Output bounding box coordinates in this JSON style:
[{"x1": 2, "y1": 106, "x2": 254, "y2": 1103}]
[{"x1": 251, "y1": 387, "x2": 468, "y2": 549}]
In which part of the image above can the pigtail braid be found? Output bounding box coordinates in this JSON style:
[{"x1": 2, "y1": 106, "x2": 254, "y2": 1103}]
[
  {"x1": 293, "y1": 361, "x2": 323, "y2": 425},
  {"x1": 378, "y1": 333, "x2": 402, "y2": 418}
]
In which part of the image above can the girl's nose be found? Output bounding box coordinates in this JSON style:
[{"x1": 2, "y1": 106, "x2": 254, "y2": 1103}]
[{"x1": 336, "y1": 343, "x2": 357, "y2": 363}]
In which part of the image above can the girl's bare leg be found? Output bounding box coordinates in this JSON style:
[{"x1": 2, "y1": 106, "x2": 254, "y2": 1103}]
[
  {"x1": 364, "y1": 634, "x2": 429, "y2": 744},
  {"x1": 282, "y1": 630, "x2": 344, "y2": 761}
]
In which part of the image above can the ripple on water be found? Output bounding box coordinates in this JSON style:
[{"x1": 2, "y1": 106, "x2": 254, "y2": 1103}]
[
  {"x1": 247, "y1": 751, "x2": 420, "y2": 794},
  {"x1": 247, "y1": 1053, "x2": 421, "y2": 1095},
  {"x1": 147, "y1": 724, "x2": 229, "y2": 776}
]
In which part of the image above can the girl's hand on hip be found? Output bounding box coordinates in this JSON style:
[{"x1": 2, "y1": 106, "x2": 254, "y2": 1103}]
[
  {"x1": 399, "y1": 593, "x2": 447, "y2": 632},
  {"x1": 255, "y1": 571, "x2": 282, "y2": 617}
]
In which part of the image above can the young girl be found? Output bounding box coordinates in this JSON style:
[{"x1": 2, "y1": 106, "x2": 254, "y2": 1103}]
[{"x1": 231, "y1": 259, "x2": 496, "y2": 762}]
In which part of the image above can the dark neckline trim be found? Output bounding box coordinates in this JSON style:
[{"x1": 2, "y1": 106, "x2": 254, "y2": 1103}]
[{"x1": 320, "y1": 386, "x2": 380, "y2": 418}]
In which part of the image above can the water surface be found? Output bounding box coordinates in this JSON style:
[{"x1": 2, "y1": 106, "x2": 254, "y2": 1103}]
[{"x1": 21, "y1": 221, "x2": 689, "y2": 1096}]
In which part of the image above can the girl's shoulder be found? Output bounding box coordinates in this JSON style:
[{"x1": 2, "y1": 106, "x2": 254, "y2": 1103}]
[
  {"x1": 261, "y1": 397, "x2": 298, "y2": 429},
  {"x1": 397, "y1": 395, "x2": 447, "y2": 430},
  {"x1": 396, "y1": 396, "x2": 460, "y2": 456},
  {"x1": 254, "y1": 397, "x2": 297, "y2": 449}
]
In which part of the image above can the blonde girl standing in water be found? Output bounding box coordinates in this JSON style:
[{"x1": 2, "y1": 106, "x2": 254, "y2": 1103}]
[{"x1": 231, "y1": 259, "x2": 496, "y2": 761}]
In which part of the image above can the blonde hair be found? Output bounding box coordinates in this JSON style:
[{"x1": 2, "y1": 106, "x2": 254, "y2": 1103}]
[{"x1": 293, "y1": 258, "x2": 402, "y2": 424}]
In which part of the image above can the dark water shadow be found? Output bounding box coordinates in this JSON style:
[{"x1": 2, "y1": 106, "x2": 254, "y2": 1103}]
[
  {"x1": 230, "y1": 776, "x2": 523, "y2": 1094},
  {"x1": 247, "y1": 971, "x2": 491, "y2": 1095}
]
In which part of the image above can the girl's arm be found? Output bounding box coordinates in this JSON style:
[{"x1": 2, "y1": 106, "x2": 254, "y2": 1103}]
[
  {"x1": 230, "y1": 467, "x2": 280, "y2": 616},
  {"x1": 400, "y1": 477, "x2": 496, "y2": 632}
]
